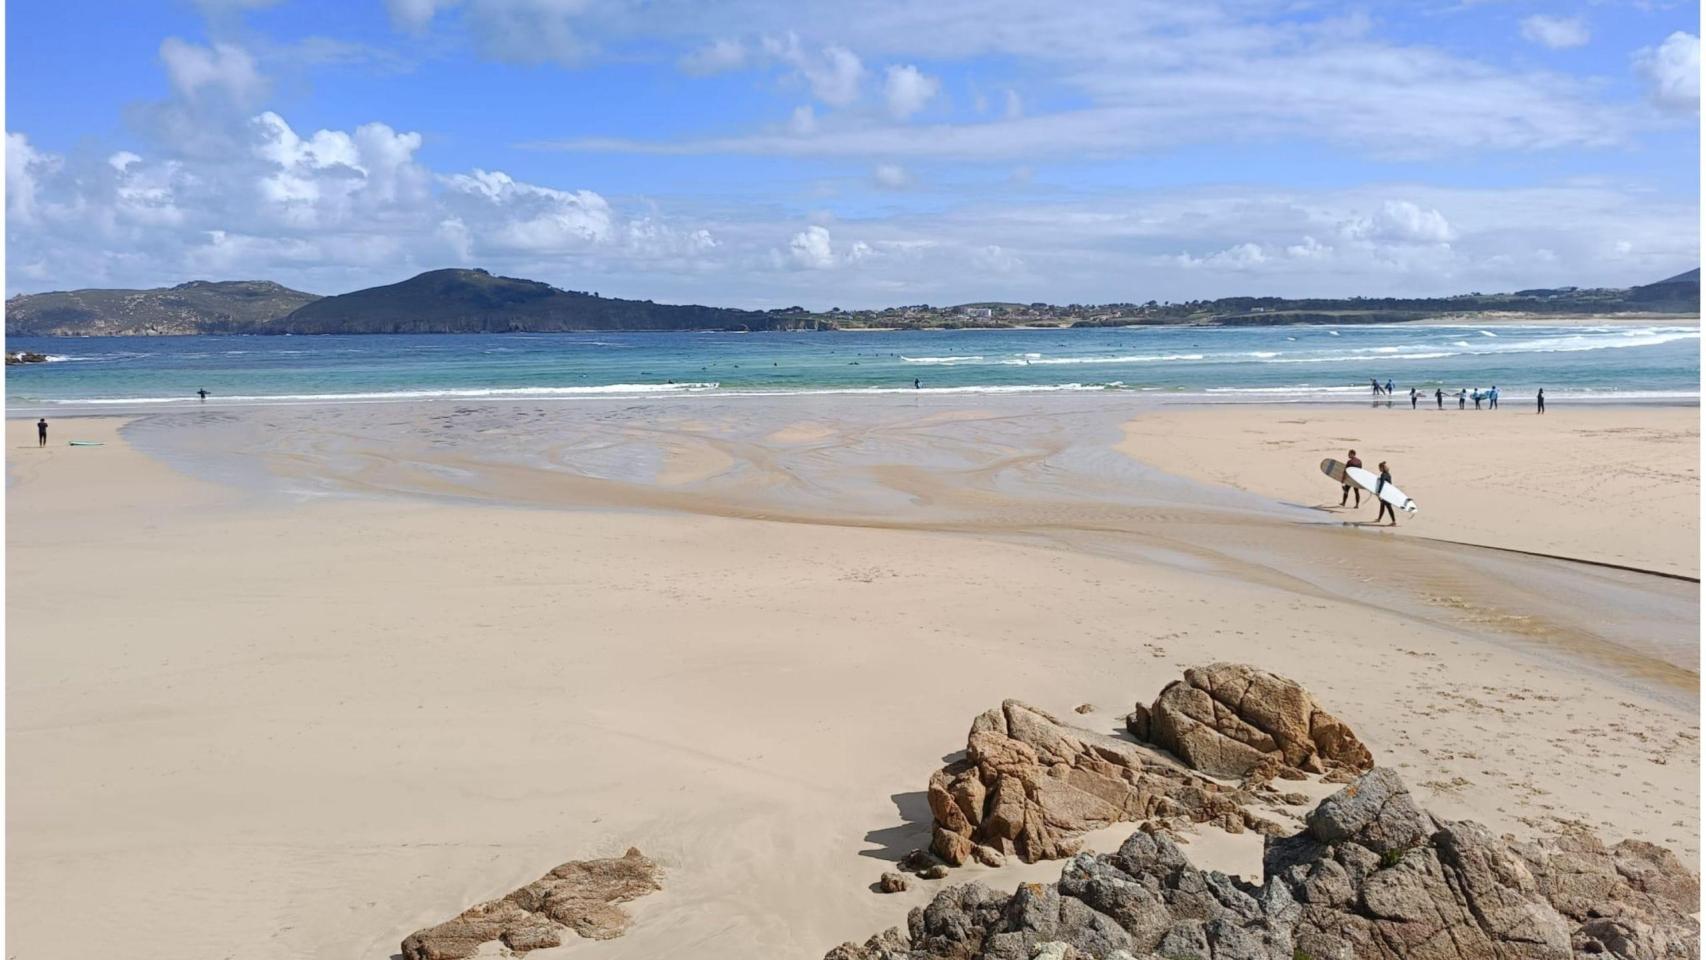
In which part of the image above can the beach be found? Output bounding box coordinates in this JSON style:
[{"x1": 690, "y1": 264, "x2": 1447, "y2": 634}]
[
  {"x1": 1122, "y1": 403, "x2": 1701, "y2": 577},
  {"x1": 5, "y1": 399, "x2": 1699, "y2": 959}
]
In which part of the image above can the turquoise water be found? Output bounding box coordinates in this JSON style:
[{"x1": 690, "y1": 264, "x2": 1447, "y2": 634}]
[{"x1": 6, "y1": 323, "x2": 1698, "y2": 409}]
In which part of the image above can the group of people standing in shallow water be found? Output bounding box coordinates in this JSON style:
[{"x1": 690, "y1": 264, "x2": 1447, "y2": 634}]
[{"x1": 1371, "y1": 378, "x2": 1545, "y2": 413}]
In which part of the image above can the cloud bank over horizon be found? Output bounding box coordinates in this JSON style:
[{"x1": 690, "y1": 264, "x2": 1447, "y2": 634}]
[{"x1": 5, "y1": 1, "x2": 1700, "y2": 308}]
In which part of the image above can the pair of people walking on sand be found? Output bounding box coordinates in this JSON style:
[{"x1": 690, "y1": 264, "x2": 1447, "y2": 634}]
[{"x1": 1338, "y1": 449, "x2": 1400, "y2": 525}]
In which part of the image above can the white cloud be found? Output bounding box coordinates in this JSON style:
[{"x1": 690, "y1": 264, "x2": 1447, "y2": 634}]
[
  {"x1": 872, "y1": 162, "x2": 910, "y2": 188},
  {"x1": 1003, "y1": 88, "x2": 1023, "y2": 120},
  {"x1": 6, "y1": 133, "x2": 52, "y2": 225},
  {"x1": 789, "y1": 224, "x2": 837, "y2": 268},
  {"x1": 442, "y1": 169, "x2": 613, "y2": 251},
  {"x1": 159, "y1": 39, "x2": 266, "y2": 106},
  {"x1": 788, "y1": 105, "x2": 818, "y2": 135},
  {"x1": 681, "y1": 38, "x2": 746, "y2": 74},
  {"x1": 1520, "y1": 15, "x2": 1589, "y2": 50},
  {"x1": 386, "y1": 0, "x2": 450, "y2": 31},
  {"x1": 883, "y1": 64, "x2": 939, "y2": 119},
  {"x1": 1635, "y1": 32, "x2": 1700, "y2": 112},
  {"x1": 762, "y1": 33, "x2": 865, "y2": 105},
  {"x1": 1342, "y1": 200, "x2": 1455, "y2": 245}
]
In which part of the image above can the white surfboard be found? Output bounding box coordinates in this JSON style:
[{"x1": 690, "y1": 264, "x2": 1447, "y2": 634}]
[{"x1": 1344, "y1": 465, "x2": 1417, "y2": 513}]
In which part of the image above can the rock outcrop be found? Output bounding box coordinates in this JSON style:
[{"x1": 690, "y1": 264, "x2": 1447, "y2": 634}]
[
  {"x1": 925, "y1": 699, "x2": 1279, "y2": 868},
  {"x1": 827, "y1": 768, "x2": 1700, "y2": 960},
  {"x1": 400, "y1": 847, "x2": 662, "y2": 959},
  {"x1": 1146, "y1": 663, "x2": 1373, "y2": 781},
  {"x1": 925, "y1": 665, "x2": 1371, "y2": 869}
]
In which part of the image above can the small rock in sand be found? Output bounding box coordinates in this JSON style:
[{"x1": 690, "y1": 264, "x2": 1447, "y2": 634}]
[
  {"x1": 399, "y1": 847, "x2": 661, "y2": 960},
  {"x1": 1073, "y1": 703, "x2": 1095, "y2": 714},
  {"x1": 877, "y1": 872, "x2": 909, "y2": 893}
]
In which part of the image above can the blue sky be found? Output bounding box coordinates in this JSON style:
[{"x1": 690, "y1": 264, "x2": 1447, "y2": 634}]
[{"x1": 5, "y1": 0, "x2": 1700, "y2": 308}]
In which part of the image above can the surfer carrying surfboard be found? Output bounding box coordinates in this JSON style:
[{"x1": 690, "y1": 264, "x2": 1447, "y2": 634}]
[
  {"x1": 1340, "y1": 450, "x2": 1363, "y2": 507},
  {"x1": 1375, "y1": 462, "x2": 1398, "y2": 526}
]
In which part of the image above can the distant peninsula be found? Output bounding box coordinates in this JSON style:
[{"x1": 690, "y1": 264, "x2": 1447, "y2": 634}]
[{"x1": 5, "y1": 267, "x2": 1697, "y2": 336}]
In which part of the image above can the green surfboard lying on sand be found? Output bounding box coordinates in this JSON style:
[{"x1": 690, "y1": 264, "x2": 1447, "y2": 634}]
[{"x1": 67, "y1": 441, "x2": 104, "y2": 447}]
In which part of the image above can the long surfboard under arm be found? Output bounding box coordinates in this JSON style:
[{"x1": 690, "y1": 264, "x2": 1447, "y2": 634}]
[{"x1": 1320, "y1": 458, "x2": 1417, "y2": 513}]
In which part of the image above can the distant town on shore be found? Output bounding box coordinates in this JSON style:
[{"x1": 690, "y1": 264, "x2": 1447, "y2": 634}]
[{"x1": 5, "y1": 266, "x2": 1698, "y2": 337}]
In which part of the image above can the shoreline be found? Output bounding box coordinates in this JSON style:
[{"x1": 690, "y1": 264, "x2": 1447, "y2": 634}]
[{"x1": 9, "y1": 393, "x2": 1701, "y2": 418}]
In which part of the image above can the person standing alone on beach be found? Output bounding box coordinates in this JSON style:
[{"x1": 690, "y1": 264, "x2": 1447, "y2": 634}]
[
  {"x1": 1374, "y1": 461, "x2": 1398, "y2": 526},
  {"x1": 36, "y1": 418, "x2": 48, "y2": 447},
  {"x1": 1537, "y1": 388, "x2": 1545, "y2": 414},
  {"x1": 1341, "y1": 450, "x2": 1363, "y2": 507}
]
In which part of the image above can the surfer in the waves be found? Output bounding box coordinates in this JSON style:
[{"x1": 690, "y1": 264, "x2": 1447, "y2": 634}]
[
  {"x1": 1374, "y1": 461, "x2": 1398, "y2": 526},
  {"x1": 1340, "y1": 450, "x2": 1363, "y2": 507}
]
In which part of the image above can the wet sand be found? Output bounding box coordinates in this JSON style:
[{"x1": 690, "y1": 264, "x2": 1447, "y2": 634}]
[{"x1": 5, "y1": 399, "x2": 1698, "y2": 960}]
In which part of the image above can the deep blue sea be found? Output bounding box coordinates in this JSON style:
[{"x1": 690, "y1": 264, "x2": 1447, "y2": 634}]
[{"x1": 6, "y1": 323, "x2": 1698, "y2": 409}]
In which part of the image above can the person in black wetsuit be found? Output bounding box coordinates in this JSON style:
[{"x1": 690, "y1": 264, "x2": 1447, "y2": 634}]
[
  {"x1": 36, "y1": 418, "x2": 48, "y2": 447},
  {"x1": 197, "y1": 388, "x2": 209, "y2": 401},
  {"x1": 1537, "y1": 388, "x2": 1545, "y2": 414},
  {"x1": 1340, "y1": 449, "x2": 1363, "y2": 507},
  {"x1": 1374, "y1": 461, "x2": 1398, "y2": 526}
]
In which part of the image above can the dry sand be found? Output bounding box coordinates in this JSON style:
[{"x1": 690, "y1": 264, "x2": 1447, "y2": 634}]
[
  {"x1": 5, "y1": 411, "x2": 1699, "y2": 960},
  {"x1": 1121, "y1": 404, "x2": 1700, "y2": 578}
]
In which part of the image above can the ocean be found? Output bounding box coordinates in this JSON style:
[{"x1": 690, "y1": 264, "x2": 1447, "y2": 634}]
[{"x1": 6, "y1": 322, "x2": 1699, "y2": 410}]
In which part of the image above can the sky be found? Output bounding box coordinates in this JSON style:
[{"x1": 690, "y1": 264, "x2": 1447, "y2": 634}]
[{"x1": 3, "y1": 0, "x2": 1701, "y2": 308}]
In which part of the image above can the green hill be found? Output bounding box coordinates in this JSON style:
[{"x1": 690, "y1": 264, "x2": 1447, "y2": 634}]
[
  {"x1": 270, "y1": 269, "x2": 816, "y2": 333},
  {"x1": 5, "y1": 280, "x2": 320, "y2": 336}
]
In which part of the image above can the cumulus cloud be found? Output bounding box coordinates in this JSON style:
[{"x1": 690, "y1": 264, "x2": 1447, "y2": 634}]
[
  {"x1": 442, "y1": 169, "x2": 613, "y2": 251},
  {"x1": 1520, "y1": 15, "x2": 1589, "y2": 50},
  {"x1": 883, "y1": 64, "x2": 939, "y2": 119},
  {"x1": 6, "y1": 132, "x2": 54, "y2": 225},
  {"x1": 6, "y1": 105, "x2": 728, "y2": 295},
  {"x1": 1635, "y1": 32, "x2": 1700, "y2": 112},
  {"x1": 159, "y1": 38, "x2": 266, "y2": 106},
  {"x1": 763, "y1": 33, "x2": 865, "y2": 105},
  {"x1": 1341, "y1": 201, "x2": 1455, "y2": 245},
  {"x1": 788, "y1": 224, "x2": 837, "y2": 268}
]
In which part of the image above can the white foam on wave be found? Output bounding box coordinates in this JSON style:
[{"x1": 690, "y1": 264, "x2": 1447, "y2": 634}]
[{"x1": 49, "y1": 382, "x2": 724, "y2": 405}]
